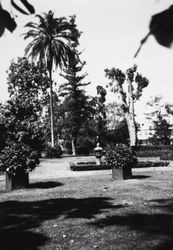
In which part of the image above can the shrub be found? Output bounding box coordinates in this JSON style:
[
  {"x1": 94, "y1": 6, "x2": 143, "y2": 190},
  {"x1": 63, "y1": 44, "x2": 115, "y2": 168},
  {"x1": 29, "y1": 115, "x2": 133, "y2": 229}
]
[
  {"x1": 70, "y1": 162, "x2": 112, "y2": 171},
  {"x1": 104, "y1": 143, "x2": 137, "y2": 168},
  {"x1": 136, "y1": 145, "x2": 173, "y2": 158},
  {"x1": 136, "y1": 145, "x2": 173, "y2": 157},
  {"x1": 64, "y1": 141, "x2": 72, "y2": 154},
  {"x1": 76, "y1": 137, "x2": 95, "y2": 155},
  {"x1": 44, "y1": 145, "x2": 62, "y2": 158},
  {"x1": 160, "y1": 152, "x2": 173, "y2": 160},
  {"x1": 134, "y1": 161, "x2": 169, "y2": 168},
  {"x1": 0, "y1": 142, "x2": 39, "y2": 176},
  {"x1": 136, "y1": 145, "x2": 173, "y2": 151}
]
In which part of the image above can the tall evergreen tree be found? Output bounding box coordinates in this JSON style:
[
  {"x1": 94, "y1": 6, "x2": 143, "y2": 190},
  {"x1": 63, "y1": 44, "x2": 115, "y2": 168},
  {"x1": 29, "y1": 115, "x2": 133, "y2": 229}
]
[
  {"x1": 95, "y1": 85, "x2": 107, "y2": 144},
  {"x1": 59, "y1": 32, "x2": 90, "y2": 155}
]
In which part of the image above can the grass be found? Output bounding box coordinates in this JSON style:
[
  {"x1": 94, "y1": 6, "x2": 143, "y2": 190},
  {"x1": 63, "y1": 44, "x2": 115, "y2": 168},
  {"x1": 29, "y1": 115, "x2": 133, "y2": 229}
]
[{"x1": 0, "y1": 157, "x2": 173, "y2": 249}]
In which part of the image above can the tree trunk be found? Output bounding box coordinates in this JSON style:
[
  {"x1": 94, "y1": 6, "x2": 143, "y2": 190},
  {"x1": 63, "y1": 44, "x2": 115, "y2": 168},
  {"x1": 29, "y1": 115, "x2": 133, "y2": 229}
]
[
  {"x1": 71, "y1": 137, "x2": 76, "y2": 156},
  {"x1": 126, "y1": 113, "x2": 136, "y2": 147},
  {"x1": 48, "y1": 69, "x2": 55, "y2": 148},
  {"x1": 126, "y1": 79, "x2": 137, "y2": 147}
]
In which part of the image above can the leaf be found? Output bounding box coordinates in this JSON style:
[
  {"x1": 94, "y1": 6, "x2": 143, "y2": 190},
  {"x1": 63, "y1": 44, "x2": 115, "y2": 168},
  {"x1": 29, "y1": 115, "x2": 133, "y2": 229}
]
[
  {"x1": 0, "y1": 7, "x2": 17, "y2": 36},
  {"x1": 3, "y1": 9, "x2": 17, "y2": 32},
  {"x1": 134, "y1": 5, "x2": 173, "y2": 57},
  {"x1": 0, "y1": 4, "x2": 17, "y2": 36},
  {"x1": 149, "y1": 5, "x2": 173, "y2": 48},
  {"x1": 0, "y1": 8, "x2": 5, "y2": 36},
  {"x1": 11, "y1": 0, "x2": 29, "y2": 15},
  {"x1": 20, "y1": 0, "x2": 35, "y2": 14}
]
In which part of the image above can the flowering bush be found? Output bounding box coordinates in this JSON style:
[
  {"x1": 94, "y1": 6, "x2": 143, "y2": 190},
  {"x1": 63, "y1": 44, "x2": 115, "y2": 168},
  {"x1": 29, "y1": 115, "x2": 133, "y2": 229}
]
[
  {"x1": 105, "y1": 143, "x2": 137, "y2": 168},
  {"x1": 0, "y1": 142, "x2": 39, "y2": 176}
]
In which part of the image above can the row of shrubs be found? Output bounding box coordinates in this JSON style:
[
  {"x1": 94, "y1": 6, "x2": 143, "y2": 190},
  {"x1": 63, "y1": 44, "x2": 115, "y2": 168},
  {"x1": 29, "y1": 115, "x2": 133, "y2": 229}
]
[
  {"x1": 136, "y1": 145, "x2": 173, "y2": 151},
  {"x1": 70, "y1": 160, "x2": 169, "y2": 171},
  {"x1": 133, "y1": 161, "x2": 169, "y2": 168},
  {"x1": 64, "y1": 140, "x2": 173, "y2": 159},
  {"x1": 136, "y1": 145, "x2": 173, "y2": 159},
  {"x1": 40, "y1": 143, "x2": 173, "y2": 160},
  {"x1": 70, "y1": 162, "x2": 113, "y2": 171},
  {"x1": 41, "y1": 140, "x2": 173, "y2": 159}
]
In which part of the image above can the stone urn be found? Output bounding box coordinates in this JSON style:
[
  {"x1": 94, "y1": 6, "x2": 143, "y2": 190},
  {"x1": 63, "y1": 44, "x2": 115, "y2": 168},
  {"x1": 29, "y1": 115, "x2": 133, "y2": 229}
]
[{"x1": 94, "y1": 143, "x2": 103, "y2": 165}]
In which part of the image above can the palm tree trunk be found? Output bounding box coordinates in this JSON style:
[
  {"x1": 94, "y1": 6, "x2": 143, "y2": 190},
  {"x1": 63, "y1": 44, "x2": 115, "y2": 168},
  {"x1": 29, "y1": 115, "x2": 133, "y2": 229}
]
[
  {"x1": 71, "y1": 137, "x2": 76, "y2": 156},
  {"x1": 126, "y1": 79, "x2": 136, "y2": 147},
  {"x1": 48, "y1": 69, "x2": 55, "y2": 148}
]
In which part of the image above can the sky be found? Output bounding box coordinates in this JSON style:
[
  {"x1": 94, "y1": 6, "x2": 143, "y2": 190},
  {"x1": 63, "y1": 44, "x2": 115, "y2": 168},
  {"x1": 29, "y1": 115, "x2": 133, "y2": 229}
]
[{"x1": 0, "y1": 0, "x2": 173, "y2": 124}]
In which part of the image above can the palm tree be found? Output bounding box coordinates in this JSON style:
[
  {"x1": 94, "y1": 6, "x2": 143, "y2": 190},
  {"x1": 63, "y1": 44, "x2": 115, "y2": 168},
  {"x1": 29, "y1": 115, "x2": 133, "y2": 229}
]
[{"x1": 23, "y1": 11, "x2": 77, "y2": 147}]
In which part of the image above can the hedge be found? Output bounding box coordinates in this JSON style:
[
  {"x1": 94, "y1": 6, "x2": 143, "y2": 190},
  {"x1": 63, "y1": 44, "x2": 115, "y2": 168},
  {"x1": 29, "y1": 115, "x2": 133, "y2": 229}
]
[{"x1": 70, "y1": 160, "x2": 169, "y2": 171}]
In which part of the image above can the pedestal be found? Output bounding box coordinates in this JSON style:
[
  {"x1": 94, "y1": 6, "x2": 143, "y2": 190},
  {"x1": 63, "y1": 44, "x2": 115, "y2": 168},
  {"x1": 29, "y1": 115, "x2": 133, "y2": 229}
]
[
  {"x1": 6, "y1": 172, "x2": 29, "y2": 190},
  {"x1": 112, "y1": 166, "x2": 132, "y2": 180}
]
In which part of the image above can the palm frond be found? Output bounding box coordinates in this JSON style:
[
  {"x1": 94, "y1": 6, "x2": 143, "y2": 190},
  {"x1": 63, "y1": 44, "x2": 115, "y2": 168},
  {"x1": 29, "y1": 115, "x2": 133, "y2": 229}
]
[
  {"x1": 24, "y1": 11, "x2": 77, "y2": 71},
  {"x1": 24, "y1": 21, "x2": 38, "y2": 29}
]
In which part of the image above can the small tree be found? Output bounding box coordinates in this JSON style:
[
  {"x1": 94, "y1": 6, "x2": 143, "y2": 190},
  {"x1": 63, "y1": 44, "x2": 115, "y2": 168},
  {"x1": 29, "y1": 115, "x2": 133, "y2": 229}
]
[
  {"x1": 145, "y1": 95, "x2": 173, "y2": 145},
  {"x1": 2, "y1": 57, "x2": 49, "y2": 151},
  {"x1": 151, "y1": 112, "x2": 171, "y2": 145},
  {"x1": 145, "y1": 96, "x2": 167, "y2": 121},
  {"x1": 105, "y1": 64, "x2": 149, "y2": 147}
]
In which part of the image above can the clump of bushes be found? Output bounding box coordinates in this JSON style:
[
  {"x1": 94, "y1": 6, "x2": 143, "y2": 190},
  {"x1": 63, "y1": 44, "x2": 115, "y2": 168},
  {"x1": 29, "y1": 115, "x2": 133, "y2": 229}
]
[
  {"x1": 0, "y1": 142, "x2": 39, "y2": 176},
  {"x1": 104, "y1": 143, "x2": 137, "y2": 168},
  {"x1": 76, "y1": 137, "x2": 95, "y2": 155},
  {"x1": 43, "y1": 145, "x2": 62, "y2": 158}
]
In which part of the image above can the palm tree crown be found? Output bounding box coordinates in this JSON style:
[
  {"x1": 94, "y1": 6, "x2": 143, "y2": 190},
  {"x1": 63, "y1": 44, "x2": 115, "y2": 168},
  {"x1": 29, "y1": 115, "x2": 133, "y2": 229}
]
[{"x1": 24, "y1": 11, "x2": 77, "y2": 71}]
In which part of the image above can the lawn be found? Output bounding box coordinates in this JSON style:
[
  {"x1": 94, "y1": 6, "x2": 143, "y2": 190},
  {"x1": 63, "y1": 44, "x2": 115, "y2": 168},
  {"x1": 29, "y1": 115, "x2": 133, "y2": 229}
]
[{"x1": 0, "y1": 156, "x2": 173, "y2": 250}]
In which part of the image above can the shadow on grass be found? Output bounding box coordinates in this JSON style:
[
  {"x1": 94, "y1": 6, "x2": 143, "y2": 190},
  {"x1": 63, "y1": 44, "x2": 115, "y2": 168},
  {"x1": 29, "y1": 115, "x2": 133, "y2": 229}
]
[
  {"x1": 0, "y1": 197, "x2": 119, "y2": 250},
  {"x1": 131, "y1": 175, "x2": 150, "y2": 179},
  {"x1": 90, "y1": 198, "x2": 173, "y2": 250},
  {"x1": 29, "y1": 181, "x2": 63, "y2": 189}
]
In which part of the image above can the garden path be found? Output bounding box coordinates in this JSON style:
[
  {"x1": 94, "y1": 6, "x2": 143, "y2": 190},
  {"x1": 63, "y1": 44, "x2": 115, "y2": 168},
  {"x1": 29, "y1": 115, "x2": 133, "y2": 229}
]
[{"x1": 0, "y1": 156, "x2": 173, "y2": 188}]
